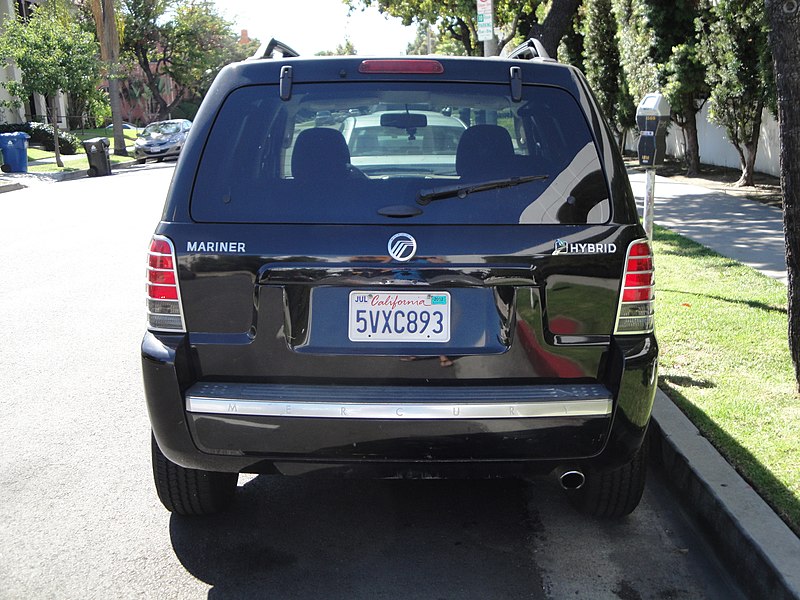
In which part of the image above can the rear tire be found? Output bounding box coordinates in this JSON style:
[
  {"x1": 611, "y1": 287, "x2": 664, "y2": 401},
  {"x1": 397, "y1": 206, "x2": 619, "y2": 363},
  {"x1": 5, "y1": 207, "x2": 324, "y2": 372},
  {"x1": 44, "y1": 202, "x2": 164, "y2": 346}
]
[
  {"x1": 567, "y1": 437, "x2": 648, "y2": 518},
  {"x1": 151, "y1": 434, "x2": 238, "y2": 515},
  {"x1": 87, "y1": 166, "x2": 98, "y2": 177},
  {"x1": 137, "y1": 158, "x2": 146, "y2": 164}
]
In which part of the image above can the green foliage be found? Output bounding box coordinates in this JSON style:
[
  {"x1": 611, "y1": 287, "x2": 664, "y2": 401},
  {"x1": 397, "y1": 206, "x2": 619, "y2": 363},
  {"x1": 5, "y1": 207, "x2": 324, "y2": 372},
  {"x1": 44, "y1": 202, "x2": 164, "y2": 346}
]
[
  {"x1": 0, "y1": 6, "x2": 101, "y2": 112},
  {"x1": 316, "y1": 38, "x2": 358, "y2": 56},
  {"x1": 698, "y1": 0, "x2": 774, "y2": 147},
  {"x1": 120, "y1": 0, "x2": 255, "y2": 118},
  {"x1": 346, "y1": 0, "x2": 540, "y2": 56},
  {"x1": 582, "y1": 0, "x2": 634, "y2": 134},
  {"x1": 558, "y1": 9, "x2": 584, "y2": 71},
  {"x1": 613, "y1": 0, "x2": 659, "y2": 103},
  {"x1": 643, "y1": 0, "x2": 708, "y2": 117},
  {"x1": 170, "y1": 1, "x2": 252, "y2": 98},
  {"x1": 69, "y1": 85, "x2": 111, "y2": 129},
  {"x1": 405, "y1": 22, "x2": 467, "y2": 56},
  {"x1": 0, "y1": 122, "x2": 81, "y2": 154}
]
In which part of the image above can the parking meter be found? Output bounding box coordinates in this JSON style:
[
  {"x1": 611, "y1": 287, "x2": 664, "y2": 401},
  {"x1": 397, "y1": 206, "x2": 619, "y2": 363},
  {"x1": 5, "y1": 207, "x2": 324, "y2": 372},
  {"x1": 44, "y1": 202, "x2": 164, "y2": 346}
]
[
  {"x1": 636, "y1": 92, "x2": 670, "y2": 167},
  {"x1": 636, "y1": 93, "x2": 670, "y2": 240}
]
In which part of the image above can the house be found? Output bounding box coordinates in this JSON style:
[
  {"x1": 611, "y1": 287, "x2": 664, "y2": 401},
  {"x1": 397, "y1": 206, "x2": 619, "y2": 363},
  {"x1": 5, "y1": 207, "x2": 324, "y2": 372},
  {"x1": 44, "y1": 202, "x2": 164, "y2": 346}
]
[{"x1": 0, "y1": 0, "x2": 69, "y2": 128}]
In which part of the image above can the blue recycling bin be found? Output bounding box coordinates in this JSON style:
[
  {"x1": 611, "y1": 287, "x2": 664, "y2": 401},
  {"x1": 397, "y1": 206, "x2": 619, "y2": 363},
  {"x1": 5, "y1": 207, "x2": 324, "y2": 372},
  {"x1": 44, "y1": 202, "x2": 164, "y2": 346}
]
[{"x1": 0, "y1": 132, "x2": 30, "y2": 173}]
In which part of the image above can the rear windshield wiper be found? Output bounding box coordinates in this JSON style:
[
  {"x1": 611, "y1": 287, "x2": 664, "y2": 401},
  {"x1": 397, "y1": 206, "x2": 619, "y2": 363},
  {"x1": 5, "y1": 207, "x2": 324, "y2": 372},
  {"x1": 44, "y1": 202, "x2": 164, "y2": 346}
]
[{"x1": 416, "y1": 174, "x2": 549, "y2": 206}]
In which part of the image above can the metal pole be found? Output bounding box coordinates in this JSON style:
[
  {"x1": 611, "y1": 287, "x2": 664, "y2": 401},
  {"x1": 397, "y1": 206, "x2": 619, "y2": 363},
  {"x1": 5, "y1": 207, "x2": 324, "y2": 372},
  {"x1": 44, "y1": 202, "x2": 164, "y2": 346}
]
[{"x1": 643, "y1": 167, "x2": 656, "y2": 240}]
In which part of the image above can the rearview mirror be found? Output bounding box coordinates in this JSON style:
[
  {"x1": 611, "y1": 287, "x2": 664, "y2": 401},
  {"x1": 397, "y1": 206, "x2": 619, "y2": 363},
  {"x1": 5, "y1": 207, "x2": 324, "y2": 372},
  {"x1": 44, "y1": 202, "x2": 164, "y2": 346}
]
[{"x1": 380, "y1": 112, "x2": 428, "y2": 129}]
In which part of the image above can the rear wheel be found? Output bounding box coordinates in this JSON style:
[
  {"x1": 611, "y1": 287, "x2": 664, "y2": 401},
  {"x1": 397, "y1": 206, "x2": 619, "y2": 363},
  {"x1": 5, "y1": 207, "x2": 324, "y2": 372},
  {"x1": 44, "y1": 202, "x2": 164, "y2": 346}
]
[
  {"x1": 151, "y1": 434, "x2": 238, "y2": 515},
  {"x1": 567, "y1": 438, "x2": 648, "y2": 518},
  {"x1": 137, "y1": 158, "x2": 146, "y2": 164},
  {"x1": 87, "y1": 166, "x2": 98, "y2": 177}
]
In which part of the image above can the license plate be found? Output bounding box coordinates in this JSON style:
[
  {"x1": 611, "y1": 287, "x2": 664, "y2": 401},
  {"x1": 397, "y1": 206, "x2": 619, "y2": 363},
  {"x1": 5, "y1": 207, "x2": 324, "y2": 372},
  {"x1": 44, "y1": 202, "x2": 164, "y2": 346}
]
[{"x1": 348, "y1": 291, "x2": 451, "y2": 342}]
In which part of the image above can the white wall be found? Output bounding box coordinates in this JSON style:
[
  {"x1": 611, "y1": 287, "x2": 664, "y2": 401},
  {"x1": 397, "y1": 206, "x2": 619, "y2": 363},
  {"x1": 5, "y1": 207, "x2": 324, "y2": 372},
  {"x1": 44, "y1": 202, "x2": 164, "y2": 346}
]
[
  {"x1": 0, "y1": 0, "x2": 25, "y2": 124},
  {"x1": 627, "y1": 103, "x2": 780, "y2": 177}
]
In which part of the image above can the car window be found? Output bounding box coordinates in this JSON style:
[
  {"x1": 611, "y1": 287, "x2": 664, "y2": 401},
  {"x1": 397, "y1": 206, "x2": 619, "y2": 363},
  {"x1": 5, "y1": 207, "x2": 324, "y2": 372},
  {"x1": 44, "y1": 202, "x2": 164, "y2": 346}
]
[
  {"x1": 190, "y1": 83, "x2": 610, "y2": 225},
  {"x1": 143, "y1": 122, "x2": 183, "y2": 135}
]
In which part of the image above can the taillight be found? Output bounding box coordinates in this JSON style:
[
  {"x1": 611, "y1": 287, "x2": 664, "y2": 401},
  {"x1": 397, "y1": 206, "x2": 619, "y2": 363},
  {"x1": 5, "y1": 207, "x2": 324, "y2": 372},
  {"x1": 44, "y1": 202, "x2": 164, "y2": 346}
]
[
  {"x1": 146, "y1": 235, "x2": 185, "y2": 332},
  {"x1": 615, "y1": 239, "x2": 655, "y2": 334}
]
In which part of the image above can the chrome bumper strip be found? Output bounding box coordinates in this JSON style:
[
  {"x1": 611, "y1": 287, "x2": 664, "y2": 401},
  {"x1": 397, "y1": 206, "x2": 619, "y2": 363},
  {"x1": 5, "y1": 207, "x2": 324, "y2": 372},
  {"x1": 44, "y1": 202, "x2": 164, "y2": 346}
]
[{"x1": 185, "y1": 383, "x2": 612, "y2": 420}]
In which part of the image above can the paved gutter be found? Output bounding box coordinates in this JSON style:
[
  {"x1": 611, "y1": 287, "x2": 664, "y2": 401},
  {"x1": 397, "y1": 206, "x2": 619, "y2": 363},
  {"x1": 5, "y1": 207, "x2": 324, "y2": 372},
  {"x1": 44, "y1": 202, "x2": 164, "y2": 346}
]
[{"x1": 650, "y1": 390, "x2": 800, "y2": 600}]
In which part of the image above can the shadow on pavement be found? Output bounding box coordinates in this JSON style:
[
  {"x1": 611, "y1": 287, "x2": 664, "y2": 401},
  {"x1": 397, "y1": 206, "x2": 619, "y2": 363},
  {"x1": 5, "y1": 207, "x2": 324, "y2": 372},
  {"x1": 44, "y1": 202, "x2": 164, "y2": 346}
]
[{"x1": 169, "y1": 477, "x2": 543, "y2": 599}]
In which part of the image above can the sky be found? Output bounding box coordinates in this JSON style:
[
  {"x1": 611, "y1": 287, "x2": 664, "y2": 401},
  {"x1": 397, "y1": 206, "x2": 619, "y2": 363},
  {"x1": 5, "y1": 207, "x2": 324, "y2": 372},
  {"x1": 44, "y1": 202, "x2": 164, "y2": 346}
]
[{"x1": 214, "y1": 0, "x2": 419, "y2": 57}]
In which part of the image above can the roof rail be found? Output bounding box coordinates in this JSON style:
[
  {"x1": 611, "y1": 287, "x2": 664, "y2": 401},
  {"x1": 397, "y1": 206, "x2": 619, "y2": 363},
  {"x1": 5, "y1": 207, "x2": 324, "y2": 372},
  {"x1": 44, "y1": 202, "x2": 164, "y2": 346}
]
[
  {"x1": 507, "y1": 38, "x2": 553, "y2": 61},
  {"x1": 249, "y1": 38, "x2": 300, "y2": 60}
]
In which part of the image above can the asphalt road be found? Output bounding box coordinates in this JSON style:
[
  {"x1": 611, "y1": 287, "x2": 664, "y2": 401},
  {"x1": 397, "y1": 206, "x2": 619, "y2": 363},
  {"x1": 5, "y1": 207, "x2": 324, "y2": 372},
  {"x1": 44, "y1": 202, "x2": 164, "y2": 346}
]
[{"x1": 0, "y1": 165, "x2": 745, "y2": 599}]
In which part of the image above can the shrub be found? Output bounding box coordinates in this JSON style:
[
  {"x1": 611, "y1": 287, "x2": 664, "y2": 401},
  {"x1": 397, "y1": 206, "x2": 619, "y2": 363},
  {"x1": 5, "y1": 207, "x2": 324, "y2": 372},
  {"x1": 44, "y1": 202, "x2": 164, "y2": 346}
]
[{"x1": 0, "y1": 122, "x2": 81, "y2": 154}]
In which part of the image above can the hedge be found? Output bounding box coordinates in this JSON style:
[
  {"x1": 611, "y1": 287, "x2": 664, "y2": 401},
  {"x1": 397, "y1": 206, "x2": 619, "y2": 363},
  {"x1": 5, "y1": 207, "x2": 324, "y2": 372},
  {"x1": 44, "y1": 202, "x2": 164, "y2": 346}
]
[{"x1": 0, "y1": 122, "x2": 80, "y2": 154}]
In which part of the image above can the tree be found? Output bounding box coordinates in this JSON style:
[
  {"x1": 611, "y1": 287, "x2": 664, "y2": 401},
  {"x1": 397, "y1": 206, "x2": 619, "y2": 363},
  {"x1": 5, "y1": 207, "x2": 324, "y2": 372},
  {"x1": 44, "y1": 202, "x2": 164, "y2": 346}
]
[
  {"x1": 763, "y1": 0, "x2": 800, "y2": 389},
  {"x1": 697, "y1": 0, "x2": 775, "y2": 186},
  {"x1": 641, "y1": 0, "x2": 708, "y2": 176},
  {"x1": 614, "y1": 0, "x2": 659, "y2": 105},
  {"x1": 526, "y1": 0, "x2": 582, "y2": 57},
  {"x1": 345, "y1": 1, "x2": 577, "y2": 57},
  {"x1": 582, "y1": 0, "x2": 636, "y2": 146},
  {"x1": 558, "y1": 9, "x2": 584, "y2": 71},
  {"x1": 406, "y1": 22, "x2": 467, "y2": 55},
  {"x1": 120, "y1": 0, "x2": 255, "y2": 120},
  {"x1": 88, "y1": 0, "x2": 127, "y2": 155},
  {"x1": 316, "y1": 39, "x2": 358, "y2": 56},
  {"x1": 0, "y1": 4, "x2": 100, "y2": 167}
]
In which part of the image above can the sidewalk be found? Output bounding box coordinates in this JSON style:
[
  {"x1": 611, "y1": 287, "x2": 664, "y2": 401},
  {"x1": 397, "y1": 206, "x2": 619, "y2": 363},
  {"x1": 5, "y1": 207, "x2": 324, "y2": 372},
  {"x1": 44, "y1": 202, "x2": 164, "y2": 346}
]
[
  {"x1": 628, "y1": 172, "x2": 788, "y2": 283},
  {"x1": 629, "y1": 170, "x2": 799, "y2": 600}
]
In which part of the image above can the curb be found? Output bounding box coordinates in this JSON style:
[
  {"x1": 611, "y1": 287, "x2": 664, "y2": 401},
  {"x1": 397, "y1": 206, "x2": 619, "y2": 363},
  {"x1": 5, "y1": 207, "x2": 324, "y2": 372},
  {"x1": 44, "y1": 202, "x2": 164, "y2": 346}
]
[
  {"x1": 0, "y1": 158, "x2": 145, "y2": 191},
  {"x1": 650, "y1": 390, "x2": 800, "y2": 600},
  {"x1": 0, "y1": 180, "x2": 23, "y2": 194}
]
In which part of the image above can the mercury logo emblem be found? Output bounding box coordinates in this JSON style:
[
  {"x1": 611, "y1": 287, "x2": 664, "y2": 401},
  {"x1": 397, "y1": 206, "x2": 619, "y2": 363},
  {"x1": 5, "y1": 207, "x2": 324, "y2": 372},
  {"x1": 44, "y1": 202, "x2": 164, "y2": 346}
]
[{"x1": 388, "y1": 233, "x2": 417, "y2": 262}]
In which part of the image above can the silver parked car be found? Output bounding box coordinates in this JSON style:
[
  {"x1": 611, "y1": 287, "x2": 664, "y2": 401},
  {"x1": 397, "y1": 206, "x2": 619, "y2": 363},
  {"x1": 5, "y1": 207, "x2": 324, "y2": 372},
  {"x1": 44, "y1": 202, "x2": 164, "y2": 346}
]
[
  {"x1": 134, "y1": 119, "x2": 192, "y2": 163},
  {"x1": 339, "y1": 110, "x2": 467, "y2": 176}
]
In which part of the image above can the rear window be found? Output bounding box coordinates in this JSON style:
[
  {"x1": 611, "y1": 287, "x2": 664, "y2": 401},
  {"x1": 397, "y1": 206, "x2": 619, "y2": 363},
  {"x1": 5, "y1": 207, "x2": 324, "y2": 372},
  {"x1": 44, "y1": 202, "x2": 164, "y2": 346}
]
[{"x1": 191, "y1": 82, "x2": 610, "y2": 225}]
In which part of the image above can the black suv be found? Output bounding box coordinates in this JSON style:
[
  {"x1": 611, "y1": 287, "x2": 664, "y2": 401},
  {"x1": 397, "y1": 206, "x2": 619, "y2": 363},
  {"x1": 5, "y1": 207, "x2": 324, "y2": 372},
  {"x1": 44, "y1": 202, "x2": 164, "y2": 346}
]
[{"x1": 143, "y1": 40, "x2": 657, "y2": 517}]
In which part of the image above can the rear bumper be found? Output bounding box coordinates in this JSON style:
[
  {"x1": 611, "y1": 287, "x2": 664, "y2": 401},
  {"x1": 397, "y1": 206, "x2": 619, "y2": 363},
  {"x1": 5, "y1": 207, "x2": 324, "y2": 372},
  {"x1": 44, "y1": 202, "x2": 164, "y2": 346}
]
[{"x1": 142, "y1": 332, "x2": 657, "y2": 475}]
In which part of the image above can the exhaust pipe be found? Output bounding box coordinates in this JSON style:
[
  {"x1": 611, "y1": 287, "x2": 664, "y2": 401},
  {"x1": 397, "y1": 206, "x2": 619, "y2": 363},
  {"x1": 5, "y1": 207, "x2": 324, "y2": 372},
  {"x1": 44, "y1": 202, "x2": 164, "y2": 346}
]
[{"x1": 557, "y1": 468, "x2": 586, "y2": 490}]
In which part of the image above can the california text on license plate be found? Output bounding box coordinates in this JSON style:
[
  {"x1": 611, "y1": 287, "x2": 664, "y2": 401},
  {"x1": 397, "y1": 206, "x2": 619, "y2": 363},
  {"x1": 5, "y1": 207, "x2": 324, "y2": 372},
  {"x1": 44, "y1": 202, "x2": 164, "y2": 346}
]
[{"x1": 348, "y1": 291, "x2": 451, "y2": 342}]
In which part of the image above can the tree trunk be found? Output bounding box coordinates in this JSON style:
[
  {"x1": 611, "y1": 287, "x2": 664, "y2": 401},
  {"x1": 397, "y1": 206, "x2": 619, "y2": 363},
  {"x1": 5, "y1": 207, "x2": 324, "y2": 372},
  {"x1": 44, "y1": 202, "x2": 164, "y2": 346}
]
[
  {"x1": 735, "y1": 106, "x2": 762, "y2": 187},
  {"x1": 683, "y1": 111, "x2": 701, "y2": 177},
  {"x1": 108, "y1": 77, "x2": 127, "y2": 156},
  {"x1": 764, "y1": 0, "x2": 800, "y2": 390},
  {"x1": 91, "y1": 0, "x2": 127, "y2": 156},
  {"x1": 50, "y1": 96, "x2": 63, "y2": 168},
  {"x1": 527, "y1": 0, "x2": 582, "y2": 57},
  {"x1": 735, "y1": 140, "x2": 758, "y2": 187}
]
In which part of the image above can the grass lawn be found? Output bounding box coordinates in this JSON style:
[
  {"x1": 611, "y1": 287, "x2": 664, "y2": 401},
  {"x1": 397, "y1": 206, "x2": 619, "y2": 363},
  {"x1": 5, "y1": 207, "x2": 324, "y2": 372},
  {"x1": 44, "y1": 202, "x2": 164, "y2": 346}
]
[
  {"x1": 24, "y1": 127, "x2": 139, "y2": 166},
  {"x1": 25, "y1": 152, "x2": 136, "y2": 174},
  {"x1": 653, "y1": 226, "x2": 799, "y2": 535}
]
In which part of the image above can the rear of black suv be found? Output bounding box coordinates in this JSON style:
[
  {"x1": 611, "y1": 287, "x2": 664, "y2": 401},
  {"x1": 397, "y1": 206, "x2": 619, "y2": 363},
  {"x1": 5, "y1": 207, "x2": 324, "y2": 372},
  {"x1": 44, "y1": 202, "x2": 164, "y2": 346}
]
[{"x1": 143, "y1": 54, "x2": 657, "y2": 517}]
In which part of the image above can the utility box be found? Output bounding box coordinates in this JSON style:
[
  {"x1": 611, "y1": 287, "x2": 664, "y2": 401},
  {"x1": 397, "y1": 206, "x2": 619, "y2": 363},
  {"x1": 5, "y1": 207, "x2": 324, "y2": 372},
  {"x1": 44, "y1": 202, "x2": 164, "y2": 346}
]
[{"x1": 636, "y1": 93, "x2": 670, "y2": 167}]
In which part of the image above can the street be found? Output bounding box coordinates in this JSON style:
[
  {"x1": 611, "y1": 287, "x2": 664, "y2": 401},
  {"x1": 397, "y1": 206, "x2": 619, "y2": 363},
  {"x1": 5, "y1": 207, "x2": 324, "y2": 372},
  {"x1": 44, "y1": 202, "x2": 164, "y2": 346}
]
[{"x1": 0, "y1": 165, "x2": 744, "y2": 599}]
